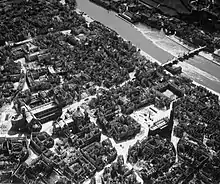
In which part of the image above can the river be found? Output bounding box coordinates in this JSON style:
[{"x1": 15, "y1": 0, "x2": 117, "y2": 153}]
[{"x1": 76, "y1": 0, "x2": 220, "y2": 93}]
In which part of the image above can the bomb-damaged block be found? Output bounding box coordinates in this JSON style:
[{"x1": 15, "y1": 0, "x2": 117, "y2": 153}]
[
  {"x1": 101, "y1": 155, "x2": 141, "y2": 184},
  {"x1": 14, "y1": 155, "x2": 55, "y2": 184},
  {"x1": 177, "y1": 138, "x2": 209, "y2": 169},
  {"x1": 53, "y1": 108, "x2": 101, "y2": 149},
  {"x1": 89, "y1": 90, "x2": 120, "y2": 121},
  {"x1": 0, "y1": 137, "x2": 29, "y2": 177},
  {"x1": 81, "y1": 139, "x2": 117, "y2": 171},
  {"x1": 29, "y1": 132, "x2": 54, "y2": 155},
  {"x1": 198, "y1": 155, "x2": 220, "y2": 184},
  {"x1": 153, "y1": 162, "x2": 194, "y2": 184},
  {"x1": 63, "y1": 151, "x2": 96, "y2": 183},
  {"x1": 97, "y1": 114, "x2": 141, "y2": 142},
  {"x1": 127, "y1": 135, "x2": 176, "y2": 182}
]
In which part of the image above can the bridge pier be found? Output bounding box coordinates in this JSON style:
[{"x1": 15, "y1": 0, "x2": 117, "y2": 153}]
[{"x1": 162, "y1": 46, "x2": 206, "y2": 67}]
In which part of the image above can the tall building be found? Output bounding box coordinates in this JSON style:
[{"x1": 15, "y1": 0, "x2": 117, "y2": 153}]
[{"x1": 148, "y1": 107, "x2": 174, "y2": 140}]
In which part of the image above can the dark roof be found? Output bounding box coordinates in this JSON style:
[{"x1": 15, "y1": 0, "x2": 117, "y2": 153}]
[
  {"x1": 215, "y1": 0, "x2": 220, "y2": 5},
  {"x1": 0, "y1": 0, "x2": 24, "y2": 4},
  {"x1": 139, "y1": 0, "x2": 192, "y2": 15}
]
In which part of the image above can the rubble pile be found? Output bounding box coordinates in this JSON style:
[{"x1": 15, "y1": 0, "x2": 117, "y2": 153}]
[
  {"x1": 127, "y1": 135, "x2": 176, "y2": 183},
  {"x1": 0, "y1": 137, "x2": 29, "y2": 183},
  {"x1": 54, "y1": 109, "x2": 100, "y2": 143},
  {"x1": 81, "y1": 139, "x2": 117, "y2": 171},
  {"x1": 101, "y1": 155, "x2": 141, "y2": 184}
]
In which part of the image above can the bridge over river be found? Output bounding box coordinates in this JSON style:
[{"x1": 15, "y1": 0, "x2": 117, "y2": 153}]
[{"x1": 162, "y1": 46, "x2": 206, "y2": 66}]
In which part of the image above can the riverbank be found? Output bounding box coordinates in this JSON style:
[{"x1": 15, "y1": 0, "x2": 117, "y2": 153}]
[
  {"x1": 76, "y1": 1, "x2": 220, "y2": 97},
  {"x1": 165, "y1": 33, "x2": 220, "y2": 68},
  {"x1": 77, "y1": 0, "x2": 173, "y2": 62},
  {"x1": 77, "y1": 0, "x2": 220, "y2": 93},
  {"x1": 166, "y1": 34, "x2": 220, "y2": 68},
  {"x1": 133, "y1": 24, "x2": 220, "y2": 93},
  {"x1": 135, "y1": 23, "x2": 220, "y2": 68}
]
